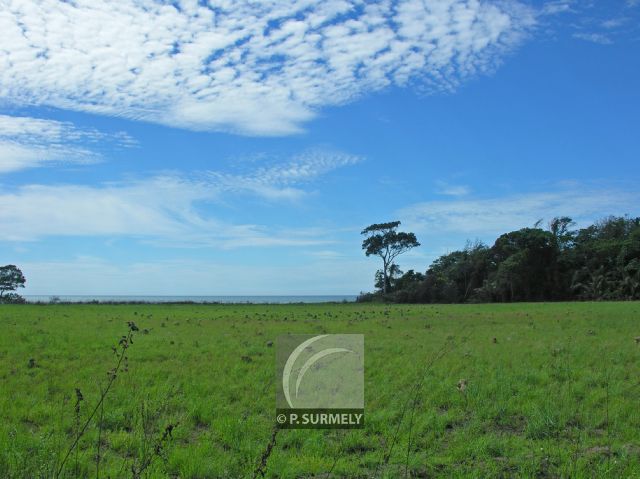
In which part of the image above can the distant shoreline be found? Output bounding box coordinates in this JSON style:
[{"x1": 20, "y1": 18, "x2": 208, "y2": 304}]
[{"x1": 22, "y1": 295, "x2": 358, "y2": 305}]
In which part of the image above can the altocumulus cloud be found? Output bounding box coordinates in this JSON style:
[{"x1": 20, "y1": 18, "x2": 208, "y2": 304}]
[{"x1": 0, "y1": 0, "x2": 535, "y2": 136}]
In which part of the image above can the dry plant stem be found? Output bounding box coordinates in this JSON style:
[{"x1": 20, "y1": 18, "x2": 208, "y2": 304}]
[
  {"x1": 132, "y1": 422, "x2": 178, "y2": 478},
  {"x1": 404, "y1": 398, "x2": 417, "y2": 478},
  {"x1": 74, "y1": 388, "x2": 83, "y2": 478},
  {"x1": 374, "y1": 331, "x2": 462, "y2": 478},
  {"x1": 96, "y1": 386, "x2": 104, "y2": 479},
  {"x1": 323, "y1": 431, "x2": 344, "y2": 479},
  {"x1": 55, "y1": 329, "x2": 134, "y2": 479},
  {"x1": 402, "y1": 341, "x2": 458, "y2": 479},
  {"x1": 252, "y1": 425, "x2": 280, "y2": 479},
  {"x1": 324, "y1": 455, "x2": 340, "y2": 479},
  {"x1": 605, "y1": 371, "x2": 611, "y2": 473},
  {"x1": 54, "y1": 397, "x2": 67, "y2": 475}
]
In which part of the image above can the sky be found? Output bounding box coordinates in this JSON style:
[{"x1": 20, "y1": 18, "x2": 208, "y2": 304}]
[{"x1": 0, "y1": 0, "x2": 639, "y2": 296}]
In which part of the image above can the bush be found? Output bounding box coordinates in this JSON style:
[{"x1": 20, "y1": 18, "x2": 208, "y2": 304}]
[{"x1": 0, "y1": 293, "x2": 26, "y2": 304}]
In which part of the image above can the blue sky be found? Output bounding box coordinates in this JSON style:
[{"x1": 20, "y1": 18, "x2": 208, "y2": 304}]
[{"x1": 0, "y1": 0, "x2": 639, "y2": 295}]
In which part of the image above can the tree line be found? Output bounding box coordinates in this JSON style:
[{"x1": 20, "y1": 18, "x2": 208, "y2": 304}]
[{"x1": 360, "y1": 216, "x2": 640, "y2": 303}]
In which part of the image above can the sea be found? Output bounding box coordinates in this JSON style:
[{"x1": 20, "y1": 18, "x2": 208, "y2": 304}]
[{"x1": 23, "y1": 295, "x2": 358, "y2": 304}]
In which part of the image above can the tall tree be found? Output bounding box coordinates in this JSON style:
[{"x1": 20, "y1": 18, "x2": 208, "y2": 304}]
[
  {"x1": 361, "y1": 221, "x2": 420, "y2": 294},
  {"x1": 0, "y1": 265, "x2": 26, "y2": 299},
  {"x1": 549, "y1": 216, "x2": 576, "y2": 250}
]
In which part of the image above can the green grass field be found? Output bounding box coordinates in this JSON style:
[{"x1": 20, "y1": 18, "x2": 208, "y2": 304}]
[{"x1": 1, "y1": 302, "x2": 639, "y2": 478}]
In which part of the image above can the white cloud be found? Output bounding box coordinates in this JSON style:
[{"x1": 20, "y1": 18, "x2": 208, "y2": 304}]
[
  {"x1": 399, "y1": 186, "x2": 640, "y2": 237},
  {"x1": 541, "y1": 1, "x2": 574, "y2": 16},
  {"x1": 0, "y1": 149, "x2": 359, "y2": 244},
  {"x1": 602, "y1": 18, "x2": 628, "y2": 29},
  {"x1": 0, "y1": 176, "x2": 202, "y2": 240},
  {"x1": 435, "y1": 181, "x2": 470, "y2": 196},
  {"x1": 308, "y1": 249, "x2": 345, "y2": 259},
  {"x1": 573, "y1": 32, "x2": 613, "y2": 44},
  {"x1": 208, "y1": 149, "x2": 362, "y2": 200},
  {"x1": 540, "y1": 2, "x2": 639, "y2": 44},
  {"x1": 0, "y1": 114, "x2": 134, "y2": 173},
  {"x1": 0, "y1": 0, "x2": 535, "y2": 136},
  {"x1": 0, "y1": 176, "x2": 333, "y2": 246}
]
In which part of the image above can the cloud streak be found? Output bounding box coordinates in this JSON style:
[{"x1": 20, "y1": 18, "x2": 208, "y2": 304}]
[
  {"x1": 0, "y1": 149, "x2": 359, "y2": 244},
  {"x1": 435, "y1": 181, "x2": 471, "y2": 196},
  {"x1": 0, "y1": 114, "x2": 134, "y2": 173},
  {"x1": 0, "y1": 176, "x2": 331, "y2": 246},
  {"x1": 208, "y1": 149, "x2": 362, "y2": 200},
  {"x1": 0, "y1": 0, "x2": 535, "y2": 135},
  {"x1": 572, "y1": 32, "x2": 613, "y2": 45},
  {"x1": 399, "y1": 185, "x2": 640, "y2": 237},
  {"x1": 550, "y1": 1, "x2": 640, "y2": 46}
]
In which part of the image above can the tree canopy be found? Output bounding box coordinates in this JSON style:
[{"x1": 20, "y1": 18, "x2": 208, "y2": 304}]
[
  {"x1": 0, "y1": 265, "x2": 26, "y2": 304},
  {"x1": 361, "y1": 221, "x2": 420, "y2": 294}
]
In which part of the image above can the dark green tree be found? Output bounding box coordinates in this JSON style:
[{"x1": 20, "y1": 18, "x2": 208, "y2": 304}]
[
  {"x1": 361, "y1": 221, "x2": 420, "y2": 294},
  {"x1": 549, "y1": 216, "x2": 576, "y2": 250},
  {"x1": 374, "y1": 263, "x2": 403, "y2": 292},
  {"x1": 423, "y1": 241, "x2": 490, "y2": 302},
  {"x1": 0, "y1": 265, "x2": 26, "y2": 303},
  {"x1": 393, "y1": 269, "x2": 425, "y2": 292},
  {"x1": 490, "y1": 228, "x2": 558, "y2": 301},
  {"x1": 569, "y1": 216, "x2": 640, "y2": 300},
  {"x1": 357, "y1": 215, "x2": 640, "y2": 304}
]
